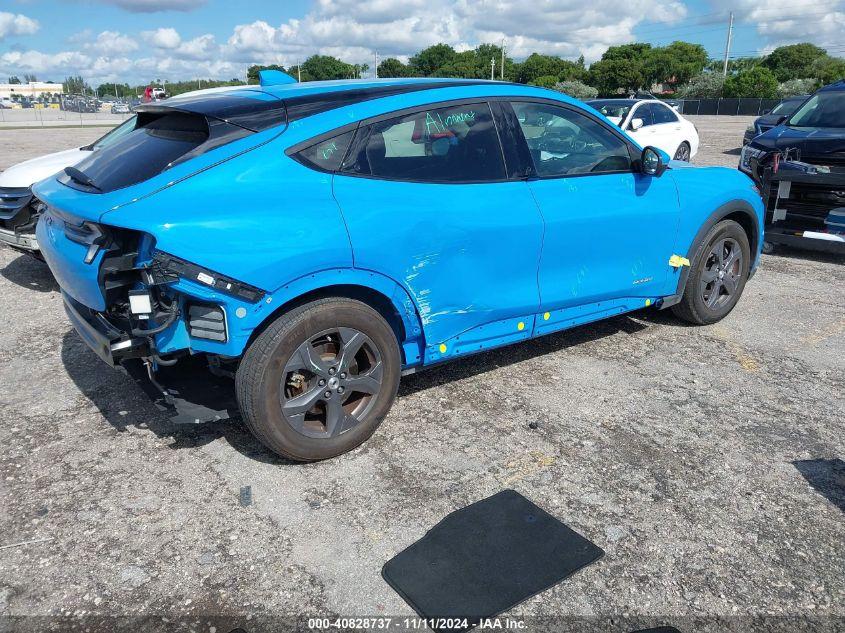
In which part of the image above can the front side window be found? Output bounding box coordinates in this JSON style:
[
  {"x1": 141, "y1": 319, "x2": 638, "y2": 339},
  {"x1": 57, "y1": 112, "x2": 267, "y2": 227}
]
[
  {"x1": 631, "y1": 104, "x2": 655, "y2": 127},
  {"x1": 512, "y1": 102, "x2": 632, "y2": 177},
  {"x1": 651, "y1": 103, "x2": 678, "y2": 124},
  {"x1": 342, "y1": 103, "x2": 506, "y2": 183}
]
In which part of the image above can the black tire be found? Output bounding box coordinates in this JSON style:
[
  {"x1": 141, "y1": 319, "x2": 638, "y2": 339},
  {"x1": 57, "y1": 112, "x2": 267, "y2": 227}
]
[
  {"x1": 235, "y1": 297, "x2": 401, "y2": 461},
  {"x1": 671, "y1": 219, "x2": 751, "y2": 325},
  {"x1": 673, "y1": 142, "x2": 691, "y2": 161}
]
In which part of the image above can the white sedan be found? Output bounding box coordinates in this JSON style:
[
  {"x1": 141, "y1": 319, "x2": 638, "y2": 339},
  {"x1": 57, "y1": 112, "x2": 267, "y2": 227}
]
[{"x1": 588, "y1": 98, "x2": 699, "y2": 161}]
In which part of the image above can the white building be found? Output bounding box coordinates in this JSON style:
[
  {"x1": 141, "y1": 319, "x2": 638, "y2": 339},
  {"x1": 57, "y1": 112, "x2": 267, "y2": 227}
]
[{"x1": 0, "y1": 81, "x2": 62, "y2": 100}]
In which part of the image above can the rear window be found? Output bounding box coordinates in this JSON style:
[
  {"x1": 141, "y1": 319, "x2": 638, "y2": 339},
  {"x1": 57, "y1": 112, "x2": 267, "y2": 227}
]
[{"x1": 62, "y1": 112, "x2": 209, "y2": 193}]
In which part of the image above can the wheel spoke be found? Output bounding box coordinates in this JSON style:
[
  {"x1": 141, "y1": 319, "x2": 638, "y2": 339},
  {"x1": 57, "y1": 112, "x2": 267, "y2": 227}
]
[
  {"x1": 723, "y1": 248, "x2": 740, "y2": 274},
  {"x1": 705, "y1": 281, "x2": 722, "y2": 307},
  {"x1": 344, "y1": 360, "x2": 383, "y2": 395},
  {"x1": 324, "y1": 397, "x2": 354, "y2": 437},
  {"x1": 283, "y1": 384, "x2": 325, "y2": 417},
  {"x1": 722, "y1": 273, "x2": 738, "y2": 295},
  {"x1": 336, "y1": 327, "x2": 367, "y2": 372},
  {"x1": 286, "y1": 340, "x2": 330, "y2": 376},
  {"x1": 712, "y1": 240, "x2": 726, "y2": 266},
  {"x1": 701, "y1": 268, "x2": 718, "y2": 283}
]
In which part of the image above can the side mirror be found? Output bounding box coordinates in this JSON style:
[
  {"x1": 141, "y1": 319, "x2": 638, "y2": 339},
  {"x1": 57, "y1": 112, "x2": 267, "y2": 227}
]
[
  {"x1": 640, "y1": 146, "x2": 667, "y2": 177},
  {"x1": 630, "y1": 118, "x2": 644, "y2": 131}
]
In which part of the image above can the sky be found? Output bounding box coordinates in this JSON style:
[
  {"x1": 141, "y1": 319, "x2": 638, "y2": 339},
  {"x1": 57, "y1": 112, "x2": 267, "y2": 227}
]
[{"x1": 1, "y1": 0, "x2": 844, "y2": 86}]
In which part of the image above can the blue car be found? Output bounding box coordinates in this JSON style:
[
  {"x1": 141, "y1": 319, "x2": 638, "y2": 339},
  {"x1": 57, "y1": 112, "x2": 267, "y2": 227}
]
[{"x1": 34, "y1": 73, "x2": 764, "y2": 461}]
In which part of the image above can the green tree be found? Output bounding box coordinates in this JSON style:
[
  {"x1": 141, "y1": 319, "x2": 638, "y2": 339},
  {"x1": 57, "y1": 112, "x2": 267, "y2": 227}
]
[
  {"x1": 247, "y1": 64, "x2": 287, "y2": 85},
  {"x1": 589, "y1": 58, "x2": 644, "y2": 95},
  {"x1": 300, "y1": 55, "x2": 360, "y2": 81},
  {"x1": 809, "y1": 56, "x2": 845, "y2": 85},
  {"x1": 723, "y1": 66, "x2": 778, "y2": 98},
  {"x1": 63, "y1": 75, "x2": 89, "y2": 94},
  {"x1": 644, "y1": 41, "x2": 708, "y2": 87},
  {"x1": 517, "y1": 53, "x2": 586, "y2": 84},
  {"x1": 554, "y1": 80, "x2": 598, "y2": 100},
  {"x1": 23, "y1": 73, "x2": 37, "y2": 83},
  {"x1": 676, "y1": 73, "x2": 725, "y2": 98},
  {"x1": 409, "y1": 44, "x2": 457, "y2": 76},
  {"x1": 377, "y1": 57, "x2": 412, "y2": 78},
  {"x1": 762, "y1": 43, "x2": 827, "y2": 82},
  {"x1": 8, "y1": 76, "x2": 21, "y2": 84},
  {"x1": 777, "y1": 78, "x2": 817, "y2": 98},
  {"x1": 528, "y1": 75, "x2": 559, "y2": 89}
]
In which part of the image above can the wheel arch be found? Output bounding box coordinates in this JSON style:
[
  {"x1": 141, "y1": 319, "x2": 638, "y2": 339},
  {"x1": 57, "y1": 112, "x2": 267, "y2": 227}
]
[
  {"x1": 246, "y1": 269, "x2": 426, "y2": 368},
  {"x1": 661, "y1": 199, "x2": 760, "y2": 309}
]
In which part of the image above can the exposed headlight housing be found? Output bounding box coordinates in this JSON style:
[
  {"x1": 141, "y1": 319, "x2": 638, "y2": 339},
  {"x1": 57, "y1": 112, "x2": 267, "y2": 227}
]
[{"x1": 740, "y1": 145, "x2": 765, "y2": 174}]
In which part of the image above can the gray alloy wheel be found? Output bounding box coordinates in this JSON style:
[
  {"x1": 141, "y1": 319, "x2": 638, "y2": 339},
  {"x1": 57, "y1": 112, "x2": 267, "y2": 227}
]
[
  {"x1": 281, "y1": 326, "x2": 384, "y2": 439},
  {"x1": 674, "y1": 142, "x2": 691, "y2": 161},
  {"x1": 699, "y1": 237, "x2": 743, "y2": 310}
]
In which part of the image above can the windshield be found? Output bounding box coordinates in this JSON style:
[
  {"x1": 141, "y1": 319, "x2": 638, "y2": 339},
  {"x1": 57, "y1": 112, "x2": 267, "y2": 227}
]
[
  {"x1": 590, "y1": 101, "x2": 634, "y2": 120},
  {"x1": 88, "y1": 116, "x2": 138, "y2": 151},
  {"x1": 787, "y1": 91, "x2": 845, "y2": 128},
  {"x1": 771, "y1": 99, "x2": 803, "y2": 116}
]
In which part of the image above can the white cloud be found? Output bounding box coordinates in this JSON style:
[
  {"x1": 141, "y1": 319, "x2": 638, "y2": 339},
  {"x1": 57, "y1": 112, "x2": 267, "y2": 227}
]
[
  {"x1": 143, "y1": 27, "x2": 182, "y2": 49},
  {"x1": 97, "y1": 0, "x2": 206, "y2": 13},
  {"x1": 88, "y1": 30, "x2": 139, "y2": 56},
  {"x1": 0, "y1": 12, "x2": 40, "y2": 41}
]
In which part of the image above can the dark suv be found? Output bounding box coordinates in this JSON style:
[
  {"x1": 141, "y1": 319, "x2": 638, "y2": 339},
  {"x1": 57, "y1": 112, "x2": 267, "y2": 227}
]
[
  {"x1": 742, "y1": 95, "x2": 808, "y2": 145},
  {"x1": 739, "y1": 80, "x2": 845, "y2": 253}
]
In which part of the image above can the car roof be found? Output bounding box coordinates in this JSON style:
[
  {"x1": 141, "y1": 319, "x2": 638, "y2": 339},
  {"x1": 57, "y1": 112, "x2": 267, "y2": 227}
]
[{"x1": 817, "y1": 80, "x2": 845, "y2": 92}]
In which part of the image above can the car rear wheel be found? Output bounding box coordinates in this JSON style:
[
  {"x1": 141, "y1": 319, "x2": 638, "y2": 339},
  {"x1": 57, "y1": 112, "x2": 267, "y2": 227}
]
[
  {"x1": 236, "y1": 297, "x2": 401, "y2": 461},
  {"x1": 673, "y1": 142, "x2": 691, "y2": 161},
  {"x1": 671, "y1": 219, "x2": 751, "y2": 325}
]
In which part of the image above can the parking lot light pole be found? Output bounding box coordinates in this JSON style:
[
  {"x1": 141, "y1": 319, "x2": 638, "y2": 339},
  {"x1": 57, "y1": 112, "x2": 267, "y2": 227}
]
[{"x1": 722, "y1": 11, "x2": 734, "y2": 76}]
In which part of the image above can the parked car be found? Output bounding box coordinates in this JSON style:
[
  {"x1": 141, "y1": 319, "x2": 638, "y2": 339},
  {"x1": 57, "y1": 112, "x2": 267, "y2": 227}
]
[
  {"x1": 739, "y1": 80, "x2": 845, "y2": 253},
  {"x1": 0, "y1": 116, "x2": 137, "y2": 255},
  {"x1": 111, "y1": 101, "x2": 131, "y2": 115},
  {"x1": 34, "y1": 76, "x2": 763, "y2": 461},
  {"x1": 742, "y1": 95, "x2": 809, "y2": 145},
  {"x1": 587, "y1": 98, "x2": 699, "y2": 161}
]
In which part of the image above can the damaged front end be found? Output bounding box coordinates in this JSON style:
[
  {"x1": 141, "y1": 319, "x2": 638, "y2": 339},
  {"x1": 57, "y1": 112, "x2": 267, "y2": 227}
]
[
  {"x1": 742, "y1": 145, "x2": 845, "y2": 253},
  {"x1": 0, "y1": 187, "x2": 44, "y2": 256}
]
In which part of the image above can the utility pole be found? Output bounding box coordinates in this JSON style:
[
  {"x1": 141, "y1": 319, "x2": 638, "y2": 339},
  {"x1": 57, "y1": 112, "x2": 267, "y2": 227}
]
[
  {"x1": 491, "y1": 57, "x2": 496, "y2": 81},
  {"x1": 500, "y1": 39, "x2": 505, "y2": 80},
  {"x1": 722, "y1": 11, "x2": 734, "y2": 76},
  {"x1": 297, "y1": 63, "x2": 301, "y2": 82},
  {"x1": 374, "y1": 51, "x2": 379, "y2": 78}
]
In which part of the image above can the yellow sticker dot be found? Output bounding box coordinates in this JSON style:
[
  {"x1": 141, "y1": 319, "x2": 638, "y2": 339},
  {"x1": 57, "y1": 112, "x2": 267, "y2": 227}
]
[
  {"x1": 645, "y1": 299, "x2": 652, "y2": 307},
  {"x1": 543, "y1": 312, "x2": 550, "y2": 321},
  {"x1": 439, "y1": 344, "x2": 447, "y2": 353},
  {"x1": 517, "y1": 321, "x2": 525, "y2": 331}
]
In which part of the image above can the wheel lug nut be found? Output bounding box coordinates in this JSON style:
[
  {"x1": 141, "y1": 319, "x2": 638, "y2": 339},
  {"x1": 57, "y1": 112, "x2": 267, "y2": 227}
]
[
  {"x1": 340, "y1": 372, "x2": 346, "y2": 379},
  {"x1": 338, "y1": 386, "x2": 345, "y2": 394},
  {"x1": 318, "y1": 379, "x2": 326, "y2": 386},
  {"x1": 328, "y1": 367, "x2": 336, "y2": 375},
  {"x1": 324, "y1": 391, "x2": 332, "y2": 399}
]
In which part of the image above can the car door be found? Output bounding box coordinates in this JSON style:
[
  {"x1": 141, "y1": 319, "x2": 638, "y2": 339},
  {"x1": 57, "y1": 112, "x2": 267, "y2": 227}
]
[
  {"x1": 506, "y1": 100, "x2": 680, "y2": 333},
  {"x1": 331, "y1": 101, "x2": 545, "y2": 362},
  {"x1": 627, "y1": 102, "x2": 658, "y2": 149},
  {"x1": 649, "y1": 102, "x2": 684, "y2": 156}
]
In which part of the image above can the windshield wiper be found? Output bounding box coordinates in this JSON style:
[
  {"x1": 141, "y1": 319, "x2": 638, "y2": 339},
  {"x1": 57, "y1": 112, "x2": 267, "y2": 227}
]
[{"x1": 64, "y1": 166, "x2": 101, "y2": 191}]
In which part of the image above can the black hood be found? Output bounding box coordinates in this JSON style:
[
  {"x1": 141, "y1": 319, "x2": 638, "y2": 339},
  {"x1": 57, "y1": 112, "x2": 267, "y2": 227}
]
[{"x1": 749, "y1": 125, "x2": 845, "y2": 160}]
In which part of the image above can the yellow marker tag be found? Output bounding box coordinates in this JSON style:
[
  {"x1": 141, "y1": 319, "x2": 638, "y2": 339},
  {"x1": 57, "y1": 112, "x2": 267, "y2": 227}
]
[
  {"x1": 439, "y1": 343, "x2": 447, "y2": 353},
  {"x1": 543, "y1": 312, "x2": 550, "y2": 321},
  {"x1": 668, "y1": 254, "x2": 691, "y2": 268},
  {"x1": 645, "y1": 299, "x2": 652, "y2": 307},
  {"x1": 517, "y1": 321, "x2": 525, "y2": 331}
]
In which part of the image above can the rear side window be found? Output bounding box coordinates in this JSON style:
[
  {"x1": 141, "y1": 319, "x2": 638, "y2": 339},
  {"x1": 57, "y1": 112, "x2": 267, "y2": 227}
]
[
  {"x1": 632, "y1": 104, "x2": 655, "y2": 127},
  {"x1": 291, "y1": 130, "x2": 355, "y2": 172},
  {"x1": 62, "y1": 112, "x2": 209, "y2": 193},
  {"x1": 342, "y1": 103, "x2": 506, "y2": 183},
  {"x1": 652, "y1": 103, "x2": 678, "y2": 124}
]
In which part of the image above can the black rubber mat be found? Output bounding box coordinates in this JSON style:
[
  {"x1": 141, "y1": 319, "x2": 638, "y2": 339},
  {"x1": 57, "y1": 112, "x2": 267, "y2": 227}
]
[{"x1": 382, "y1": 489, "x2": 604, "y2": 631}]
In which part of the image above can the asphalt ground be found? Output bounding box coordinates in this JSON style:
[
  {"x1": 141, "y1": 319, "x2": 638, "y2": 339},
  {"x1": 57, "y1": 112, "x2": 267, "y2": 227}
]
[{"x1": 0, "y1": 115, "x2": 843, "y2": 632}]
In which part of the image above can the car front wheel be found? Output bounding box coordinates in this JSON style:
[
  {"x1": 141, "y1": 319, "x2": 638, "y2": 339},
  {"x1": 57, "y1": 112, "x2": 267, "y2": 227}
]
[
  {"x1": 671, "y1": 219, "x2": 751, "y2": 325},
  {"x1": 236, "y1": 297, "x2": 401, "y2": 461},
  {"x1": 673, "y1": 142, "x2": 691, "y2": 161}
]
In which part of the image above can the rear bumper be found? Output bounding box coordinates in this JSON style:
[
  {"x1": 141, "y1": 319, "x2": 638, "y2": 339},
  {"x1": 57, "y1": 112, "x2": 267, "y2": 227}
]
[
  {"x1": 0, "y1": 227, "x2": 38, "y2": 252},
  {"x1": 62, "y1": 291, "x2": 149, "y2": 366}
]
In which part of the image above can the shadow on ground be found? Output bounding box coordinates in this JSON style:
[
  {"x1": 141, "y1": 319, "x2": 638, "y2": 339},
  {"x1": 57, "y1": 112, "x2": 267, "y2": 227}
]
[
  {"x1": 793, "y1": 458, "x2": 845, "y2": 513},
  {"x1": 60, "y1": 312, "x2": 657, "y2": 462},
  {"x1": 0, "y1": 252, "x2": 57, "y2": 292}
]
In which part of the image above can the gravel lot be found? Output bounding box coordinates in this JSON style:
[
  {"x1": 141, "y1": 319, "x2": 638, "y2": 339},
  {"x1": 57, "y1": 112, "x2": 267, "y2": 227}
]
[{"x1": 0, "y1": 116, "x2": 843, "y2": 632}]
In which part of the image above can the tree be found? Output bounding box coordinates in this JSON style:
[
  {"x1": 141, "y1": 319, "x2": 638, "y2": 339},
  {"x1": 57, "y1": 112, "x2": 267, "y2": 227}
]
[
  {"x1": 554, "y1": 80, "x2": 598, "y2": 100},
  {"x1": 247, "y1": 64, "x2": 287, "y2": 84},
  {"x1": 8, "y1": 76, "x2": 21, "y2": 84},
  {"x1": 528, "y1": 75, "x2": 559, "y2": 89},
  {"x1": 723, "y1": 66, "x2": 778, "y2": 98},
  {"x1": 589, "y1": 58, "x2": 644, "y2": 95},
  {"x1": 675, "y1": 73, "x2": 725, "y2": 98},
  {"x1": 644, "y1": 41, "x2": 708, "y2": 87},
  {"x1": 809, "y1": 56, "x2": 845, "y2": 85},
  {"x1": 762, "y1": 43, "x2": 827, "y2": 82},
  {"x1": 377, "y1": 57, "x2": 412, "y2": 78},
  {"x1": 777, "y1": 78, "x2": 817, "y2": 98},
  {"x1": 63, "y1": 75, "x2": 89, "y2": 94},
  {"x1": 300, "y1": 55, "x2": 360, "y2": 81},
  {"x1": 409, "y1": 44, "x2": 457, "y2": 76},
  {"x1": 517, "y1": 53, "x2": 586, "y2": 84},
  {"x1": 23, "y1": 73, "x2": 37, "y2": 83}
]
